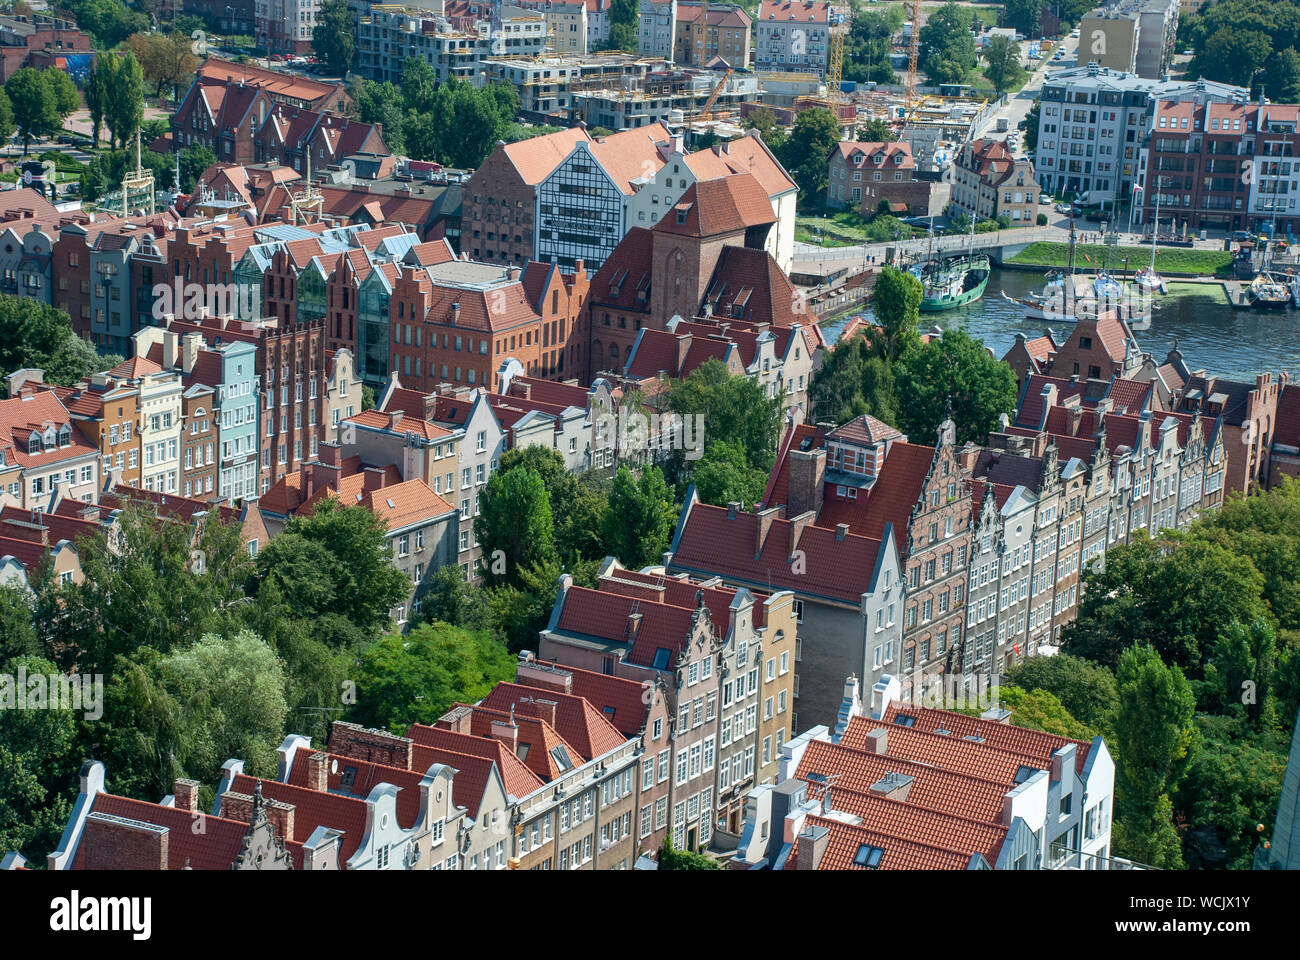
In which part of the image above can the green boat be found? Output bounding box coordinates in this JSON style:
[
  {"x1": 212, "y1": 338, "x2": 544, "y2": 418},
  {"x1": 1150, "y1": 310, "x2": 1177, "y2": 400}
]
[{"x1": 915, "y1": 254, "x2": 992, "y2": 312}]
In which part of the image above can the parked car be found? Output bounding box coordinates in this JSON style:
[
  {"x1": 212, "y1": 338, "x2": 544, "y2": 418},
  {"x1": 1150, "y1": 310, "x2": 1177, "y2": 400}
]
[
  {"x1": 1055, "y1": 202, "x2": 1074, "y2": 213},
  {"x1": 1232, "y1": 230, "x2": 1254, "y2": 242}
]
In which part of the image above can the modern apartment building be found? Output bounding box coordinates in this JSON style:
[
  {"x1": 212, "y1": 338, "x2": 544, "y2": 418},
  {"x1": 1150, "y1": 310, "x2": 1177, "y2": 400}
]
[
  {"x1": 637, "y1": 0, "x2": 676, "y2": 60},
  {"x1": 1034, "y1": 64, "x2": 1243, "y2": 204},
  {"x1": 1075, "y1": 0, "x2": 1178, "y2": 80}
]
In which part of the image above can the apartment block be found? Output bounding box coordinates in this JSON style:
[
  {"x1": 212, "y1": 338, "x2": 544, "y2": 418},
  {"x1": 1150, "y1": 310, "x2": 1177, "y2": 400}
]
[
  {"x1": 754, "y1": 0, "x2": 838, "y2": 77},
  {"x1": 949, "y1": 139, "x2": 1041, "y2": 225},
  {"x1": 674, "y1": 2, "x2": 751, "y2": 68}
]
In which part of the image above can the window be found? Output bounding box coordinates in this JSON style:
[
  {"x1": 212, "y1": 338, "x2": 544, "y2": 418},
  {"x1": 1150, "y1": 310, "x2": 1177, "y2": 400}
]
[{"x1": 853, "y1": 844, "x2": 884, "y2": 868}]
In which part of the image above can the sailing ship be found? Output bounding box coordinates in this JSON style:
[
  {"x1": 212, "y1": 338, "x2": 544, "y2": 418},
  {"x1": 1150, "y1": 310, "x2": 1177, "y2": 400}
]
[
  {"x1": 1001, "y1": 216, "x2": 1151, "y2": 326},
  {"x1": 1134, "y1": 180, "x2": 1167, "y2": 294}
]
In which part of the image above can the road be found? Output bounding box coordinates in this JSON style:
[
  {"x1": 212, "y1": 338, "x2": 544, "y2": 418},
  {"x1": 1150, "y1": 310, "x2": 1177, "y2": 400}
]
[{"x1": 972, "y1": 33, "x2": 1081, "y2": 145}]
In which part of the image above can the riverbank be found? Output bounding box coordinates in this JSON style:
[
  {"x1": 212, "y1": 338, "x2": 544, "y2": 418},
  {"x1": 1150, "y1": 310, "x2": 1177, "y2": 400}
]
[{"x1": 1006, "y1": 242, "x2": 1233, "y2": 277}]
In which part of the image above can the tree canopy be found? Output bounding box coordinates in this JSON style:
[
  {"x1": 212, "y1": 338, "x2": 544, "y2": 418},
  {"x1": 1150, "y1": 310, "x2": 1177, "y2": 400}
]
[
  {"x1": 981, "y1": 35, "x2": 1025, "y2": 94},
  {"x1": 918, "y1": 2, "x2": 979, "y2": 86},
  {"x1": 776, "y1": 107, "x2": 840, "y2": 204},
  {"x1": 0, "y1": 296, "x2": 123, "y2": 396},
  {"x1": 312, "y1": 0, "x2": 356, "y2": 74}
]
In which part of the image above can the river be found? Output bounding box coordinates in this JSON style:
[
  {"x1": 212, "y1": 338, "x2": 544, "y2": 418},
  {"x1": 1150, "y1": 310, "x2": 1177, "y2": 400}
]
[{"x1": 820, "y1": 268, "x2": 1300, "y2": 382}]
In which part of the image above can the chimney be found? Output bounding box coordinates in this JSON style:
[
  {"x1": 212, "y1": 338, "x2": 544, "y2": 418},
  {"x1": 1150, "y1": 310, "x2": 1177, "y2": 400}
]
[
  {"x1": 863, "y1": 727, "x2": 888, "y2": 755},
  {"x1": 306, "y1": 751, "x2": 329, "y2": 792},
  {"x1": 795, "y1": 823, "x2": 830, "y2": 870},
  {"x1": 786, "y1": 447, "x2": 826, "y2": 519},
  {"x1": 388, "y1": 409, "x2": 405, "y2": 430},
  {"x1": 182, "y1": 331, "x2": 202, "y2": 375},
  {"x1": 959, "y1": 442, "x2": 981, "y2": 472},
  {"x1": 523, "y1": 697, "x2": 558, "y2": 728},
  {"x1": 516, "y1": 658, "x2": 574, "y2": 694},
  {"x1": 450, "y1": 302, "x2": 460, "y2": 325},
  {"x1": 788, "y1": 509, "x2": 815, "y2": 557},
  {"x1": 756, "y1": 504, "x2": 780, "y2": 555},
  {"x1": 489, "y1": 716, "x2": 519, "y2": 755},
  {"x1": 835, "y1": 522, "x2": 849, "y2": 541},
  {"x1": 326, "y1": 719, "x2": 414, "y2": 770},
  {"x1": 727, "y1": 500, "x2": 740, "y2": 519},
  {"x1": 675, "y1": 332, "x2": 693, "y2": 373},
  {"x1": 77, "y1": 813, "x2": 168, "y2": 870},
  {"x1": 507, "y1": 265, "x2": 520, "y2": 281},
  {"x1": 361, "y1": 467, "x2": 387, "y2": 494},
  {"x1": 868, "y1": 771, "x2": 914, "y2": 802},
  {"x1": 319, "y1": 440, "x2": 341, "y2": 465},
  {"x1": 1040, "y1": 381, "x2": 1058, "y2": 414},
  {"x1": 173, "y1": 778, "x2": 201, "y2": 813},
  {"x1": 162, "y1": 329, "x2": 179, "y2": 370}
]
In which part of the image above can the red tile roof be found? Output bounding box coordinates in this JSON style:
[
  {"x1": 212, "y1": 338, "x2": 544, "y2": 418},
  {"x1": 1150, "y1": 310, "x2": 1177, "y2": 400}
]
[
  {"x1": 523, "y1": 659, "x2": 653, "y2": 738},
  {"x1": 229, "y1": 773, "x2": 370, "y2": 867},
  {"x1": 1277, "y1": 384, "x2": 1300, "y2": 448},
  {"x1": 785, "y1": 812, "x2": 982, "y2": 870},
  {"x1": 407, "y1": 723, "x2": 545, "y2": 800},
  {"x1": 556, "y1": 585, "x2": 698, "y2": 669},
  {"x1": 653, "y1": 173, "x2": 776, "y2": 238},
  {"x1": 672, "y1": 499, "x2": 886, "y2": 605},
  {"x1": 479, "y1": 680, "x2": 628, "y2": 761}
]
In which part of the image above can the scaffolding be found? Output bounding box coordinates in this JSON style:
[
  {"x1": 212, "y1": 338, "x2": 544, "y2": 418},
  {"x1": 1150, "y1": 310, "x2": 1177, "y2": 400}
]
[{"x1": 120, "y1": 130, "x2": 155, "y2": 218}]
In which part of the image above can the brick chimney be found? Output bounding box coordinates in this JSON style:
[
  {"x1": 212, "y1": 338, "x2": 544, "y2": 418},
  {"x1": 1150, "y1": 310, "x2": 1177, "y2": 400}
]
[
  {"x1": 522, "y1": 697, "x2": 558, "y2": 728},
  {"x1": 489, "y1": 716, "x2": 519, "y2": 755},
  {"x1": 173, "y1": 778, "x2": 201, "y2": 813},
  {"x1": 788, "y1": 509, "x2": 815, "y2": 557},
  {"x1": 796, "y1": 823, "x2": 830, "y2": 870},
  {"x1": 327, "y1": 719, "x2": 414, "y2": 770},
  {"x1": 863, "y1": 727, "x2": 888, "y2": 755},
  {"x1": 388, "y1": 409, "x2": 404, "y2": 430},
  {"x1": 78, "y1": 813, "x2": 168, "y2": 870},
  {"x1": 756, "y1": 505, "x2": 780, "y2": 556},
  {"x1": 675, "y1": 333, "x2": 693, "y2": 374},
  {"x1": 787, "y1": 447, "x2": 825, "y2": 520},
  {"x1": 306, "y1": 751, "x2": 329, "y2": 792},
  {"x1": 868, "y1": 771, "x2": 913, "y2": 801},
  {"x1": 516, "y1": 658, "x2": 574, "y2": 694},
  {"x1": 220, "y1": 790, "x2": 295, "y2": 840}
]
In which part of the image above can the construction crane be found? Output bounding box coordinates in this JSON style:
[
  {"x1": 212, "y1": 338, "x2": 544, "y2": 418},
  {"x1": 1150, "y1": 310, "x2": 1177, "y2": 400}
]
[
  {"x1": 906, "y1": 1, "x2": 922, "y2": 108},
  {"x1": 693, "y1": 66, "x2": 733, "y2": 125},
  {"x1": 826, "y1": 8, "x2": 847, "y2": 114}
]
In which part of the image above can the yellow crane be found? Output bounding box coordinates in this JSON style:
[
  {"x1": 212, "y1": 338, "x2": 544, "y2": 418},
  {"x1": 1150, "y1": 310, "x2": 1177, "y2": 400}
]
[
  {"x1": 826, "y1": 10, "x2": 846, "y2": 113},
  {"x1": 694, "y1": 66, "x2": 733, "y2": 124},
  {"x1": 906, "y1": 1, "x2": 922, "y2": 107}
]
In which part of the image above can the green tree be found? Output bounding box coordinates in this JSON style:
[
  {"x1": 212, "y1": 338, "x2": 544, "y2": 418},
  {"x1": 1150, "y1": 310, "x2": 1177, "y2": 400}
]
[
  {"x1": 5, "y1": 67, "x2": 59, "y2": 152},
  {"x1": 0, "y1": 88, "x2": 14, "y2": 146},
  {"x1": 603, "y1": 466, "x2": 675, "y2": 570},
  {"x1": 1003, "y1": 0, "x2": 1042, "y2": 36},
  {"x1": 349, "y1": 621, "x2": 514, "y2": 734},
  {"x1": 658, "y1": 836, "x2": 721, "y2": 869},
  {"x1": 778, "y1": 106, "x2": 840, "y2": 204},
  {"x1": 83, "y1": 52, "x2": 113, "y2": 149},
  {"x1": 845, "y1": 10, "x2": 898, "y2": 85},
  {"x1": 742, "y1": 106, "x2": 787, "y2": 153},
  {"x1": 605, "y1": 0, "x2": 638, "y2": 50},
  {"x1": 1111, "y1": 645, "x2": 1197, "y2": 869},
  {"x1": 1005, "y1": 653, "x2": 1117, "y2": 734},
  {"x1": 475, "y1": 467, "x2": 558, "y2": 588},
  {"x1": 1064, "y1": 533, "x2": 1271, "y2": 675},
  {"x1": 871, "y1": 264, "x2": 922, "y2": 362},
  {"x1": 1265, "y1": 47, "x2": 1300, "y2": 102},
  {"x1": 807, "y1": 334, "x2": 899, "y2": 425},
  {"x1": 857, "y1": 117, "x2": 897, "y2": 143},
  {"x1": 1190, "y1": 27, "x2": 1272, "y2": 87},
  {"x1": 179, "y1": 142, "x2": 217, "y2": 193},
  {"x1": 689, "y1": 439, "x2": 769, "y2": 508},
  {"x1": 918, "y1": 2, "x2": 978, "y2": 86},
  {"x1": 253, "y1": 499, "x2": 410, "y2": 640},
  {"x1": 1200, "y1": 618, "x2": 1277, "y2": 727},
  {"x1": 982, "y1": 34, "x2": 1025, "y2": 93},
  {"x1": 895, "y1": 327, "x2": 1016, "y2": 445},
  {"x1": 352, "y1": 77, "x2": 405, "y2": 155},
  {"x1": 418, "y1": 564, "x2": 490, "y2": 630},
  {"x1": 996, "y1": 685, "x2": 1095, "y2": 739},
  {"x1": 665, "y1": 357, "x2": 783, "y2": 474},
  {"x1": 313, "y1": 0, "x2": 356, "y2": 75},
  {"x1": 101, "y1": 631, "x2": 288, "y2": 800},
  {"x1": 1023, "y1": 99, "x2": 1040, "y2": 155},
  {"x1": 0, "y1": 655, "x2": 79, "y2": 863},
  {"x1": 0, "y1": 585, "x2": 38, "y2": 661},
  {"x1": 103, "y1": 52, "x2": 144, "y2": 151},
  {"x1": 38, "y1": 505, "x2": 253, "y2": 676},
  {"x1": 0, "y1": 296, "x2": 120, "y2": 395}
]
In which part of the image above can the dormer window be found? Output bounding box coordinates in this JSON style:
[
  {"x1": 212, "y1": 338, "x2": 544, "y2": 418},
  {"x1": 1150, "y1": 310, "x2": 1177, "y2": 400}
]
[
  {"x1": 27, "y1": 434, "x2": 41, "y2": 455},
  {"x1": 873, "y1": 154, "x2": 883, "y2": 165},
  {"x1": 58, "y1": 424, "x2": 71, "y2": 447}
]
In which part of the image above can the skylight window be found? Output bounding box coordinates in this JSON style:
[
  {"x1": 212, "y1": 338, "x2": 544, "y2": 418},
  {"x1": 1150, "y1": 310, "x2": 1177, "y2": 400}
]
[
  {"x1": 518, "y1": 742, "x2": 531, "y2": 761},
  {"x1": 602, "y1": 706, "x2": 616, "y2": 720},
  {"x1": 652, "y1": 647, "x2": 672, "y2": 670},
  {"x1": 550, "y1": 745, "x2": 573, "y2": 771},
  {"x1": 853, "y1": 844, "x2": 884, "y2": 868},
  {"x1": 1014, "y1": 765, "x2": 1037, "y2": 784},
  {"x1": 894, "y1": 714, "x2": 916, "y2": 727}
]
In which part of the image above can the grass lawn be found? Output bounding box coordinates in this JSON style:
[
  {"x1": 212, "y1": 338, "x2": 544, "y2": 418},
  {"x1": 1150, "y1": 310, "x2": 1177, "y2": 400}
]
[
  {"x1": 797, "y1": 210, "x2": 927, "y2": 246},
  {"x1": 1008, "y1": 242, "x2": 1233, "y2": 276},
  {"x1": 970, "y1": 4, "x2": 1000, "y2": 27}
]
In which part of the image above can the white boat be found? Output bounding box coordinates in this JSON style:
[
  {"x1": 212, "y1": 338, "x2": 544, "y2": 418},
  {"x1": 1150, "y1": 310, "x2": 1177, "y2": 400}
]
[
  {"x1": 1003, "y1": 273, "x2": 1151, "y2": 327},
  {"x1": 1133, "y1": 266, "x2": 1166, "y2": 294}
]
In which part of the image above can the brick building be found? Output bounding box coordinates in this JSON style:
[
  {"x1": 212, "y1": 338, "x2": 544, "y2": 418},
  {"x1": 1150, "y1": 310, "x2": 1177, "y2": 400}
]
[{"x1": 827, "y1": 141, "x2": 931, "y2": 216}]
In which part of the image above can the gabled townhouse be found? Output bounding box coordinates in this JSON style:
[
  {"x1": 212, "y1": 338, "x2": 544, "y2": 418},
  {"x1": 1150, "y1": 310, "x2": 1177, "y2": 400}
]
[
  {"x1": 732, "y1": 685, "x2": 1117, "y2": 870},
  {"x1": 950, "y1": 138, "x2": 1041, "y2": 225},
  {"x1": 667, "y1": 489, "x2": 903, "y2": 733},
  {"x1": 540, "y1": 561, "x2": 797, "y2": 845},
  {"x1": 0, "y1": 217, "x2": 56, "y2": 305},
  {"x1": 0, "y1": 501, "x2": 96, "y2": 590},
  {"x1": 498, "y1": 371, "x2": 619, "y2": 472},
  {"x1": 42, "y1": 370, "x2": 141, "y2": 490},
  {"x1": 329, "y1": 687, "x2": 642, "y2": 870},
  {"x1": 0, "y1": 373, "x2": 100, "y2": 510},
  {"x1": 762, "y1": 410, "x2": 974, "y2": 700},
  {"x1": 43, "y1": 762, "x2": 329, "y2": 870},
  {"x1": 513, "y1": 652, "x2": 674, "y2": 853},
  {"x1": 69, "y1": 484, "x2": 270, "y2": 557}
]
